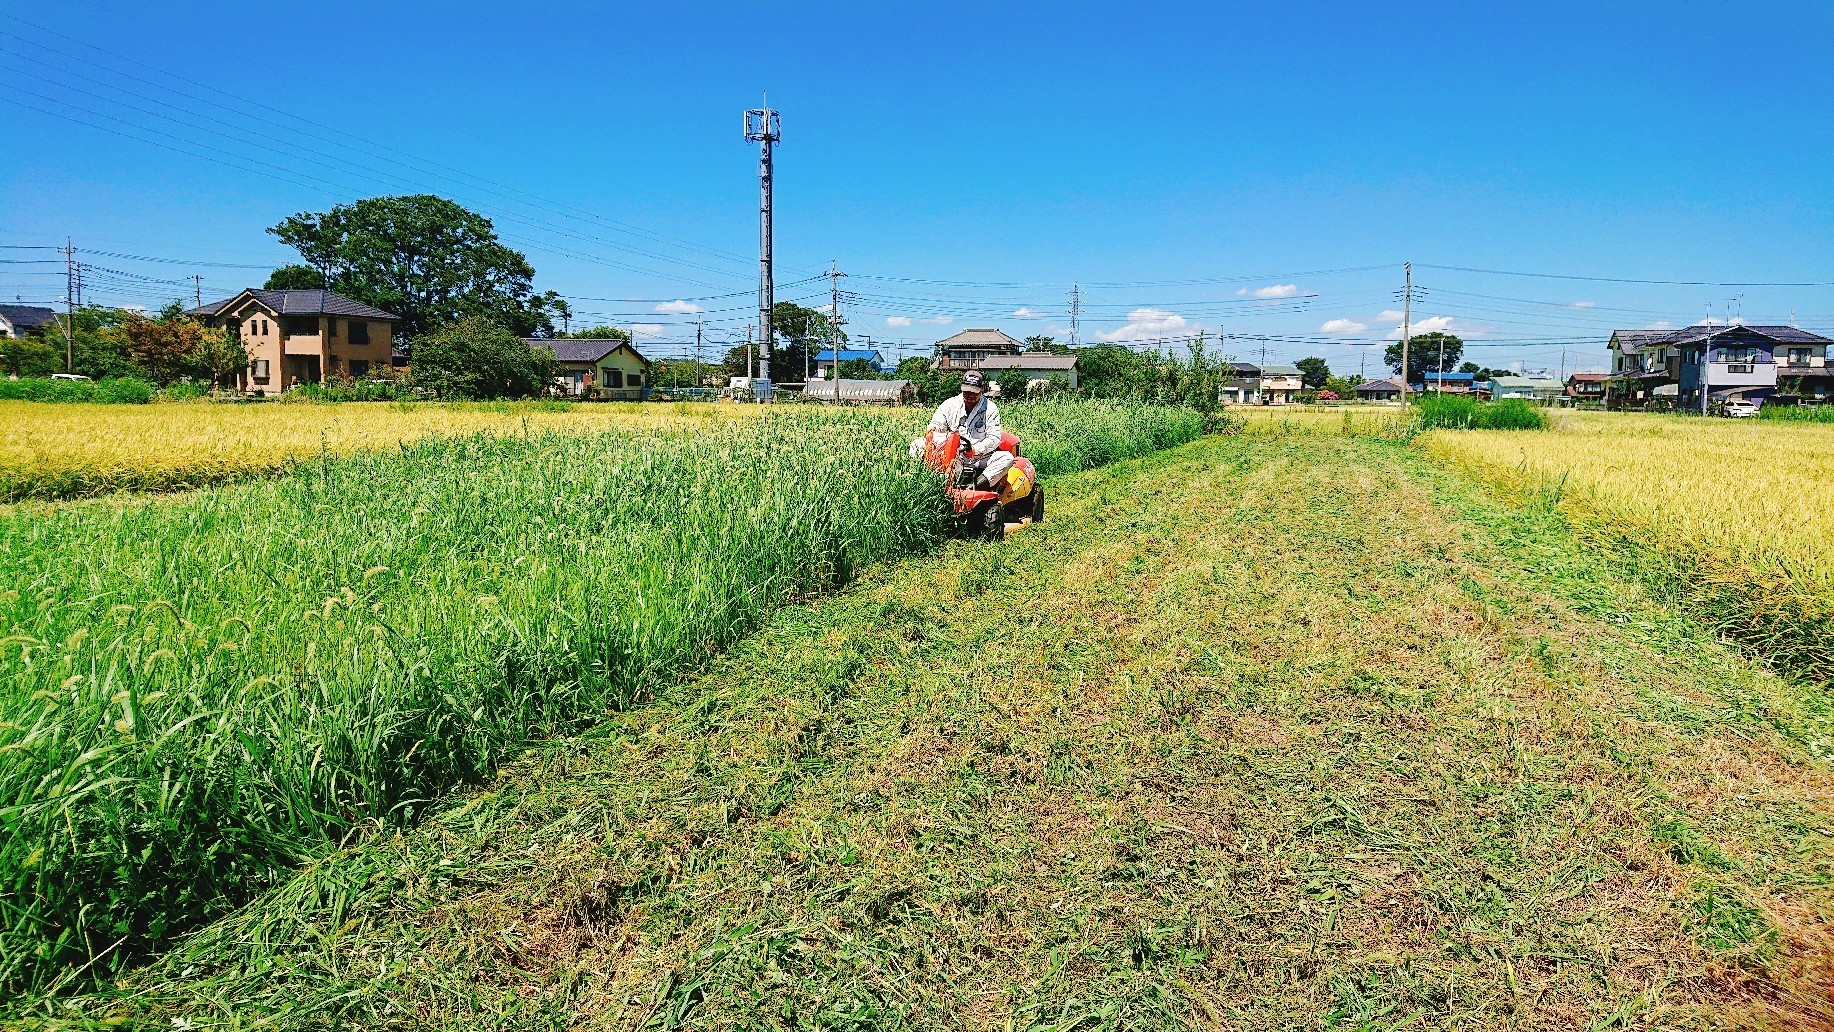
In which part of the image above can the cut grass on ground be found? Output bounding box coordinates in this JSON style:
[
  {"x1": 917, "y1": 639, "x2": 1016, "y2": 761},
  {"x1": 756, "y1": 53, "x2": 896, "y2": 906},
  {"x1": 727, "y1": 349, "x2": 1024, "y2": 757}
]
[{"x1": 28, "y1": 434, "x2": 1834, "y2": 1030}]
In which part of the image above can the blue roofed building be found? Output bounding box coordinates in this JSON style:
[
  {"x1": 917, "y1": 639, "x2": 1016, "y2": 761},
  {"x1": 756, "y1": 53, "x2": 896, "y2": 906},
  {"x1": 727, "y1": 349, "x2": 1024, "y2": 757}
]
[
  {"x1": 813, "y1": 347, "x2": 887, "y2": 378},
  {"x1": 1419, "y1": 371, "x2": 1477, "y2": 394}
]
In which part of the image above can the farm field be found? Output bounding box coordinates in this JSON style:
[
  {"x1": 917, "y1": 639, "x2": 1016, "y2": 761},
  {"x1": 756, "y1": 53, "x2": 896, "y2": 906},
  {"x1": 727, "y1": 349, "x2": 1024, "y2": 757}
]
[
  {"x1": 0, "y1": 401, "x2": 1203, "y2": 996},
  {"x1": 23, "y1": 433, "x2": 1834, "y2": 1030},
  {"x1": 1420, "y1": 410, "x2": 1834, "y2": 678},
  {"x1": 1232, "y1": 403, "x2": 1403, "y2": 437},
  {"x1": 0, "y1": 399, "x2": 761, "y2": 502}
]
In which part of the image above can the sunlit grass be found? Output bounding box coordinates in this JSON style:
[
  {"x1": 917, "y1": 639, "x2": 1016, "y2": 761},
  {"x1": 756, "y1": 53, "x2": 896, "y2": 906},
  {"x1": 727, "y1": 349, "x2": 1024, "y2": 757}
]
[{"x1": 0, "y1": 399, "x2": 761, "y2": 502}]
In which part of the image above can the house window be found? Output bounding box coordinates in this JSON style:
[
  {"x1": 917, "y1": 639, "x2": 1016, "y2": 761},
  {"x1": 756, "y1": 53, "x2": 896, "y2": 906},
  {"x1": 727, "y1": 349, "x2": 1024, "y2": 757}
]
[
  {"x1": 348, "y1": 320, "x2": 370, "y2": 345},
  {"x1": 349, "y1": 359, "x2": 369, "y2": 377},
  {"x1": 253, "y1": 359, "x2": 270, "y2": 382},
  {"x1": 1788, "y1": 348, "x2": 1812, "y2": 365},
  {"x1": 282, "y1": 316, "x2": 317, "y2": 336},
  {"x1": 629, "y1": 373, "x2": 642, "y2": 388},
  {"x1": 328, "y1": 319, "x2": 338, "y2": 339},
  {"x1": 1718, "y1": 346, "x2": 1758, "y2": 364},
  {"x1": 607, "y1": 369, "x2": 624, "y2": 388}
]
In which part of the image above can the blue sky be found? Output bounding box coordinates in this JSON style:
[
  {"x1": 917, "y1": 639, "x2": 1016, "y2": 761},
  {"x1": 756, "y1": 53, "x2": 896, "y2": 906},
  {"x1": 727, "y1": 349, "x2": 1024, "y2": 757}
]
[{"x1": 5, "y1": 1, "x2": 1832, "y2": 375}]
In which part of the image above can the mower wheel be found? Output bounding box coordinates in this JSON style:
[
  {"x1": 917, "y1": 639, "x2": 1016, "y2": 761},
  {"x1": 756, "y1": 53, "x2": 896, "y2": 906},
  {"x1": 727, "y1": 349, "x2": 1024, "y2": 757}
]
[
  {"x1": 974, "y1": 500, "x2": 1005, "y2": 542},
  {"x1": 1029, "y1": 486, "x2": 1044, "y2": 524}
]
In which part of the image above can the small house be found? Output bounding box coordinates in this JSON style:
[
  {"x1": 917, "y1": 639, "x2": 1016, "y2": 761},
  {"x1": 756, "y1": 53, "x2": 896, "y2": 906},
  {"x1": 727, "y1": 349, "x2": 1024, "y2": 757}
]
[
  {"x1": 0, "y1": 304, "x2": 59, "y2": 339},
  {"x1": 812, "y1": 348, "x2": 887, "y2": 378},
  {"x1": 1256, "y1": 363, "x2": 1304, "y2": 404},
  {"x1": 1565, "y1": 372, "x2": 1609, "y2": 402},
  {"x1": 1354, "y1": 378, "x2": 1408, "y2": 402},
  {"x1": 1420, "y1": 371, "x2": 1477, "y2": 394},
  {"x1": 528, "y1": 338, "x2": 651, "y2": 400},
  {"x1": 975, "y1": 352, "x2": 1079, "y2": 390},
  {"x1": 1488, "y1": 376, "x2": 1564, "y2": 401}
]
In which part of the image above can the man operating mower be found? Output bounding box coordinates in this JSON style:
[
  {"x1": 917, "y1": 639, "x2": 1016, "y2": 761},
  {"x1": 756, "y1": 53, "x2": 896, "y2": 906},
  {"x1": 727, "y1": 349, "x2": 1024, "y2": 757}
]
[{"x1": 923, "y1": 369, "x2": 1010, "y2": 491}]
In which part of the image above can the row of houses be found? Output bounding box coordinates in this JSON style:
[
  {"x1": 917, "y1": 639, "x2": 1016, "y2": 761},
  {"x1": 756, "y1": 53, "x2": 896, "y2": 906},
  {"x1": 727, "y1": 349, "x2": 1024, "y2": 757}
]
[
  {"x1": 1348, "y1": 372, "x2": 1609, "y2": 403},
  {"x1": 1609, "y1": 323, "x2": 1833, "y2": 408}
]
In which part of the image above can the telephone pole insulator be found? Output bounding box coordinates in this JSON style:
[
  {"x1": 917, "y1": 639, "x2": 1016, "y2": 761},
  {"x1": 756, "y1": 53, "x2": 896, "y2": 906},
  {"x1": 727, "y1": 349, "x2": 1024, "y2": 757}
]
[{"x1": 745, "y1": 104, "x2": 780, "y2": 401}]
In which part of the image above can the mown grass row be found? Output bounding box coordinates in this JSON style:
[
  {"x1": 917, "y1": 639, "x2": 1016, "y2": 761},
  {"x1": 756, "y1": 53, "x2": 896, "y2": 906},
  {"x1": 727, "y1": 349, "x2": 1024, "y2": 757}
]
[{"x1": 0, "y1": 400, "x2": 1203, "y2": 993}]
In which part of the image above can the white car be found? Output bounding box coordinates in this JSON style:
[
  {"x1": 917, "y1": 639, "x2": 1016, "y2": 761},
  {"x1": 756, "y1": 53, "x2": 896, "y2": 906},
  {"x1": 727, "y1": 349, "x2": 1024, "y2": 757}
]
[
  {"x1": 50, "y1": 372, "x2": 92, "y2": 382},
  {"x1": 1722, "y1": 400, "x2": 1759, "y2": 418}
]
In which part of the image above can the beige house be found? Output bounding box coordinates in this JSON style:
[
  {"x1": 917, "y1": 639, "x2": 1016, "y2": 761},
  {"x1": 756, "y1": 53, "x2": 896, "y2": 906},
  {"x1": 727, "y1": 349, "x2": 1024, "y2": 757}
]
[
  {"x1": 933, "y1": 328, "x2": 1024, "y2": 371},
  {"x1": 528, "y1": 338, "x2": 652, "y2": 400},
  {"x1": 189, "y1": 289, "x2": 398, "y2": 393}
]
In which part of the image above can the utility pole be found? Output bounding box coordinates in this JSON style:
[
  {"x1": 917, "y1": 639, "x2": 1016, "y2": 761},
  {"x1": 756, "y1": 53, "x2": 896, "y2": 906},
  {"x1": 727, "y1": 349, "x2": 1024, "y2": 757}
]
[
  {"x1": 828, "y1": 261, "x2": 847, "y2": 404},
  {"x1": 190, "y1": 274, "x2": 203, "y2": 310},
  {"x1": 746, "y1": 324, "x2": 754, "y2": 395},
  {"x1": 62, "y1": 238, "x2": 74, "y2": 373},
  {"x1": 1400, "y1": 261, "x2": 1412, "y2": 409},
  {"x1": 1701, "y1": 305, "x2": 1714, "y2": 417},
  {"x1": 695, "y1": 318, "x2": 704, "y2": 389},
  {"x1": 1068, "y1": 283, "x2": 1082, "y2": 347},
  {"x1": 1436, "y1": 336, "x2": 1446, "y2": 394},
  {"x1": 745, "y1": 102, "x2": 780, "y2": 398}
]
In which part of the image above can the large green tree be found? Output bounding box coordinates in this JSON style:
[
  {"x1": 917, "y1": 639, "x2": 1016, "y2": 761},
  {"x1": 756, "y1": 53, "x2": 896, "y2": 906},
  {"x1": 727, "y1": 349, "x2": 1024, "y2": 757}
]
[
  {"x1": 769, "y1": 300, "x2": 842, "y2": 382},
  {"x1": 264, "y1": 264, "x2": 326, "y2": 290},
  {"x1": 410, "y1": 316, "x2": 558, "y2": 400},
  {"x1": 1295, "y1": 356, "x2": 1332, "y2": 389},
  {"x1": 269, "y1": 195, "x2": 563, "y2": 341},
  {"x1": 1385, "y1": 332, "x2": 1464, "y2": 385},
  {"x1": 564, "y1": 325, "x2": 630, "y2": 340}
]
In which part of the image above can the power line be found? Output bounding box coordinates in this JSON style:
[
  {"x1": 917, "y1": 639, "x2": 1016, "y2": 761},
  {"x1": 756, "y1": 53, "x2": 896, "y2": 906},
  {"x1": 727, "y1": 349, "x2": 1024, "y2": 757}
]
[{"x1": 1416, "y1": 262, "x2": 1834, "y2": 288}]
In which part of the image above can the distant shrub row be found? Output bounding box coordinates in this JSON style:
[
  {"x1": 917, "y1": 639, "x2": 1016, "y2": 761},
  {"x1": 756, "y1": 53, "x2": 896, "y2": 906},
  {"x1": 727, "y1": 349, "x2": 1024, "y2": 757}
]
[
  {"x1": 1757, "y1": 404, "x2": 1834, "y2": 424},
  {"x1": 1412, "y1": 393, "x2": 1549, "y2": 431},
  {"x1": 0, "y1": 376, "x2": 157, "y2": 404}
]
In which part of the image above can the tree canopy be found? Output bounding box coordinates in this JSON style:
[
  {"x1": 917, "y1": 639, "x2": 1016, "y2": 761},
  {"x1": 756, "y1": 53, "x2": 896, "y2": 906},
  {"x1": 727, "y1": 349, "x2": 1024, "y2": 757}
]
[
  {"x1": 269, "y1": 194, "x2": 563, "y2": 341},
  {"x1": 410, "y1": 316, "x2": 557, "y2": 400},
  {"x1": 1385, "y1": 332, "x2": 1464, "y2": 384},
  {"x1": 264, "y1": 265, "x2": 326, "y2": 290},
  {"x1": 564, "y1": 326, "x2": 631, "y2": 340},
  {"x1": 1295, "y1": 356, "x2": 1332, "y2": 389}
]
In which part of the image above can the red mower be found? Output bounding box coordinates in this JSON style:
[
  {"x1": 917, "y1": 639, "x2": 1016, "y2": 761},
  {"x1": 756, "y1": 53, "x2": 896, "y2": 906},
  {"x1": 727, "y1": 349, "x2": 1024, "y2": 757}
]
[{"x1": 916, "y1": 428, "x2": 1044, "y2": 541}]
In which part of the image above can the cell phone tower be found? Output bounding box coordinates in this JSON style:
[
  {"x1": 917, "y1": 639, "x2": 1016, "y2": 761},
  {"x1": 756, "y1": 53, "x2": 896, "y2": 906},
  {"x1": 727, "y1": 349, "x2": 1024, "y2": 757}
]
[{"x1": 745, "y1": 102, "x2": 781, "y2": 399}]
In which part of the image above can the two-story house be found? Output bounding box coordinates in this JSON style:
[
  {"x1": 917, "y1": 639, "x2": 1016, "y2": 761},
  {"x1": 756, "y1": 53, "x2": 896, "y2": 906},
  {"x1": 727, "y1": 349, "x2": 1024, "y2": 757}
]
[
  {"x1": 1610, "y1": 324, "x2": 1833, "y2": 408},
  {"x1": 932, "y1": 328, "x2": 1024, "y2": 371},
  {"x1": 1566, "y1": 372, "x2": 1609, "y2": 404},
  {"x1": 190, "y1": 289, "x2": 398, "y2": 393},
  {"x1": 0, "y1": 304, "x2": 59, "y2": 339},
  {"x1": 1256, "y1": 363, "x2": 1304, "y2": 404}
]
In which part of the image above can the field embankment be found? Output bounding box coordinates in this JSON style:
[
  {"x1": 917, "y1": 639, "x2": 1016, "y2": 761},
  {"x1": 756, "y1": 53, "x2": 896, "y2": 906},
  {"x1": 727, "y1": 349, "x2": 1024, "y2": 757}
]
[
  {"x1": 0, "y1": 401, "x2": 1201, "y2": 994},
  {"x1": 1419, "y1": 410, "x2": 1834, "y2": 681},
  {"x1": 34, "y1": 435, "x2": 1834, "y2": 1029},
  {"x1": 0, "y1": 399, "x2": 758, "y2": 503}
]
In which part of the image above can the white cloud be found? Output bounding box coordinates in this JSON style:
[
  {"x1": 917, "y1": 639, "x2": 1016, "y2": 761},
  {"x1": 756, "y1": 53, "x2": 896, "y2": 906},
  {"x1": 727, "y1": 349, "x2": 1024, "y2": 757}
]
[
  {"x1": 917, "y1": 316, "x2": 954, "y2": 326},
  {"x1": 1385, "y1": 315, "x2": 1470, "y2": 339},
  {"x1": 1097, "y1": 308, "x2": 1190, "y2": 342},
  {"x1": 1320, "y1": 318, "x2": 1368, "y2": 334},
  {"x1": 1236, "y1": 284, "x2": 1299, "y2": 299},
  {"x1": 629, "y1": 323, "x2": 666, "y2": 338},
  {"x1": 1639, "y1": 320, "x2": 1675, "y2": 331},
  {"x1": 886, "y1": 316, "x2": 913, "y2": 328},
  {"x1": 1012, "y1": 307, "x2": 1048, "y2": 319},
  {"x1": 1570, "y1": 300, "x2": 1596, "y2": 309},
  {"x1": 1376, "y1": 309, "x2": 1406, "y2": 323},
  {"x1": 652, "y1": 300, "x2": 704, "y2": 315}
]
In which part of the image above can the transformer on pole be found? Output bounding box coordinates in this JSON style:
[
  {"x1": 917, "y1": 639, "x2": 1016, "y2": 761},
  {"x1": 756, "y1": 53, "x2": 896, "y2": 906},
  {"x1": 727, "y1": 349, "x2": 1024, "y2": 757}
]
[{"x1": 745, "y1": 103, "x2": 780, "y2": 401}]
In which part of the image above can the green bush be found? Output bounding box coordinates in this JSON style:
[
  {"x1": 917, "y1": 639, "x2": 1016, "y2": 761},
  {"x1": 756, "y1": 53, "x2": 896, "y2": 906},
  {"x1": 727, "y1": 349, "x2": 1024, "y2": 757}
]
[
  {"x1": 1412, "y1": 393, "x2": 1548, "y2": 431},
  {"x1": 279, "y1": 375, "x2": 421, "y2": 403},
  {"x1": 0, "y1": 376, "x2": 156, "y2": 404}
]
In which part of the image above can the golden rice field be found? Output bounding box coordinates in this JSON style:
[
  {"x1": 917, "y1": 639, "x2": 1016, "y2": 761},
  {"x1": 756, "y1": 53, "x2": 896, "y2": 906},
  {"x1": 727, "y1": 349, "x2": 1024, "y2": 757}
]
[
  {"x1": 1231, "y1": 403, "x2": 1403, "y2": 436},
  {"x1": 0, "y1": 399, "x2": 760, "y2": 501},
  {"x1": 1421, "y1": 411, "x2": 1834, "y2": 590}
]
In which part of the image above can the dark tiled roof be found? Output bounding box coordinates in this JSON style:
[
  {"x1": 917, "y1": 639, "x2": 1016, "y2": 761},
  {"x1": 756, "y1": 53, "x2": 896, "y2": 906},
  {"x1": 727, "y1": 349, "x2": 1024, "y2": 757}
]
[
  {"x1": 1355, "y1": 379, "x2": 1404, "y2": 391},
  {"x1": 1613, "y1": 324, "x2": 1832, "y2": 349},
  {"x1": 526, "y1": 338, "x2": 650, "y2": 364},
  {"x1": 0, "y1": 304, "x2": 59, "y2": 330},
  {"x1": 189, "y1": 289, "x2": 398, "y2": 320}
]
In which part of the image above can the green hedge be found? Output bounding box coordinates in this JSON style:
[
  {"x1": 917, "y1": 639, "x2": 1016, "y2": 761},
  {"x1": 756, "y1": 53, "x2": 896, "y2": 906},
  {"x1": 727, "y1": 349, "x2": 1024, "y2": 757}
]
[{"x1": 0, "y1": 377, "x2": 156, "y2": 404}]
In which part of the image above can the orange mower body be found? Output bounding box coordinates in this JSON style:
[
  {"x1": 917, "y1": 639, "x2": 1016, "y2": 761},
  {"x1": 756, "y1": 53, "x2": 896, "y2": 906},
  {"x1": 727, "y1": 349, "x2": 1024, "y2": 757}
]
[{"x1": 918, "y1": 429, "x2": 1043, "y2": 541}]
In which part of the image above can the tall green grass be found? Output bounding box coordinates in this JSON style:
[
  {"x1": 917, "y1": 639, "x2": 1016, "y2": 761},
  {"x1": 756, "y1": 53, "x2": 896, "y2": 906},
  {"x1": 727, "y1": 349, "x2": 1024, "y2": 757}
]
[
  {"x1": 0, "y1": 401, "x2": 1202, "y2": 993},
  {"x1": 0, "y1": 377, "x2": 155, "y2": 404},
  {"x1": 1757, "y1": 404, "x2": 1834, "y2": 423},
  {"x1": 1411, "y1": 393, "x2": 1549, "y2": 431}
]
